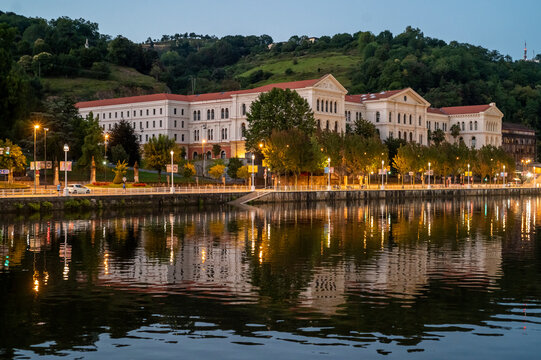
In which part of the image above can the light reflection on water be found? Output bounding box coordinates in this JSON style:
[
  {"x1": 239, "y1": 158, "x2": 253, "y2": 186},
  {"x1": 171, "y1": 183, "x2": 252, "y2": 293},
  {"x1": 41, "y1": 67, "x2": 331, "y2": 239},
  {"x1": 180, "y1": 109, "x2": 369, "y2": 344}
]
[{"x1": 0, "y1": 197, "x2": 540, "y2": 359}]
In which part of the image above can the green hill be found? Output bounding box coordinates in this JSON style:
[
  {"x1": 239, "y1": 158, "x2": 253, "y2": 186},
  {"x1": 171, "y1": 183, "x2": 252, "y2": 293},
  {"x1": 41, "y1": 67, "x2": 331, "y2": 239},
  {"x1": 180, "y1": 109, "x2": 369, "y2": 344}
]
[{"x1": 41, "y1": 64, "x2": 169, "y2": 101}]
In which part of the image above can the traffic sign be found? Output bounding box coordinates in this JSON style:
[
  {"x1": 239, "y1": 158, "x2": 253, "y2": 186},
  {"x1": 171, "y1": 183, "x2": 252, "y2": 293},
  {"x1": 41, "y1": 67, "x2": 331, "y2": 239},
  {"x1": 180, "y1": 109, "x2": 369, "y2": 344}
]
[
  {"x1": 408, "y1": 171, "x2": 414, "y2": 176},
  {"x1": 378, "y1": 169, "x2": 386, "y2": 175},
  {"x1": 465, "y1": 171, "x2": 472, "y2": 176},
  {"x1": 0, "y1": 169, "x2": 9, "y2": 175},
  {"x1": 166, "y1": 164, "x2": 179, "y2": 173},
  {"x1": 248, "y1": 165, "x2": 258, "y2": 173},
  {"x1": 424, "y1": 170, "x2": 434, "y2": 175},
  {"x1": 324, "y1": 167, "x2": 334, "y2": 174}
]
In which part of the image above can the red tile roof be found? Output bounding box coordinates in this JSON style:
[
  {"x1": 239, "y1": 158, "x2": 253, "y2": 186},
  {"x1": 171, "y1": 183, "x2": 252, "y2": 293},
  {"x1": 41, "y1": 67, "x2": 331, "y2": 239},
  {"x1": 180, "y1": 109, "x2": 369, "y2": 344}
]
[
  {"x1": 76, "y1": 78, "x2": 322, "y2": 108},
  {"x1": 427, "y1": 104, "x2": 492, "y2": 115},
  {"x1": 345, "y1": 89, "x2": 406, "y2": 103}
]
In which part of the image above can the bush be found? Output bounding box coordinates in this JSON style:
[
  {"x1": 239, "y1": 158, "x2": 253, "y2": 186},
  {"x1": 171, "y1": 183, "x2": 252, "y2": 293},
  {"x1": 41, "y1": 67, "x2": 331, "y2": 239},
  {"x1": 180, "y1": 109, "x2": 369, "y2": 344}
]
[
  {"x1": 27, "y1": 202, "x2": 40, "y2": 212},
  {"x1": 13, "y1": 202, "x2": 24, "y2": 210},
  {"x1": 285, "y1": 68, "x2": 294, "y2": 75},
  {"x1": 65, "y1": 199, "x2": 81, "y2": 210},
  {"x1": 80, "y1": 199, "x2": 91, "y2": 208},
  {"x1": 41, "y1": 201, "x2": 53, "y2": 211}
]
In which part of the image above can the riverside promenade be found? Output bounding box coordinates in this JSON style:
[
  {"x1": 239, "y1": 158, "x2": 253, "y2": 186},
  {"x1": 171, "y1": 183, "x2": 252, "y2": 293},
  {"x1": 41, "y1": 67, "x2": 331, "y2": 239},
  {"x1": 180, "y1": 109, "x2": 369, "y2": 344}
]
[{"x1": 1, "y1": 184, "x2": 540, "y2": 212}]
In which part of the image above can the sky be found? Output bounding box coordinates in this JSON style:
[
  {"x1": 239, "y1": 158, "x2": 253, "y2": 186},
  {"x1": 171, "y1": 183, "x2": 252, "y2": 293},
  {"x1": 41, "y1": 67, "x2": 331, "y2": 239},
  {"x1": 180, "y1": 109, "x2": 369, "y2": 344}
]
[{"x1": 3, "y1": 0, "x2": 540, "y2": 60}]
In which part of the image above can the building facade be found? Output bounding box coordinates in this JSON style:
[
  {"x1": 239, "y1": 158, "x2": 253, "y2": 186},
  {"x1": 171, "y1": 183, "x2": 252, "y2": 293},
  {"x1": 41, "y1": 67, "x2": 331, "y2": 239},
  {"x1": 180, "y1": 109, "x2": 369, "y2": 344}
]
[
  {"x1": 76, "y1": 74, "x2": 503, "y2": 160},
  {"x1": 501, "y1": 122, "x2": 537, "y2": 165}
]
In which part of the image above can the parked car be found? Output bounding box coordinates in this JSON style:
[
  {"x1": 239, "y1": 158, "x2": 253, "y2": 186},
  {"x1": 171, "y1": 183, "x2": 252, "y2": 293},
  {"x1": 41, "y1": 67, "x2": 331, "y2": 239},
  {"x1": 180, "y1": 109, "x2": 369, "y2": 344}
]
[{"x1": 67, "y1": 184, "x2": 91, "y2": 194}]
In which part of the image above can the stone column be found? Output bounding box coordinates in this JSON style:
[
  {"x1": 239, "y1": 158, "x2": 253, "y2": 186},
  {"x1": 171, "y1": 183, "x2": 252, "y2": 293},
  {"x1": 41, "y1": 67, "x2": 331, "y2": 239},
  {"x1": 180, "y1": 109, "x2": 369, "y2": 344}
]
[
  {"x1": 90, "y1": 156, "x2": 96, "y2": 184},
  {"x1": 54, "y1": 161, "x2": 59, "y2": 186},
  {"x1": 133, "y1": 161, "x2": 139, "y2": 183}
]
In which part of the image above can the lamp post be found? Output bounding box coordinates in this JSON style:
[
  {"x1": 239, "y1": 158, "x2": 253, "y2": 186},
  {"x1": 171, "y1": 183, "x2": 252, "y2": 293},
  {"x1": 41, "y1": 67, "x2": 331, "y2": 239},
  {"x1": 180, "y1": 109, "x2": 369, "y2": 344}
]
[
  {"x1": 104, "y1": 133, "x2": 109, "y2": 181},
  {"x1": 202, "y1": 139, "x2": 206, "y2": 177},
  {"x1": 33, "y1": 124, "x2": 39, "y2": 193},
  {"x1": 503, "y1": 165, "x2": 506, "y2": 187},
  {"x1": 170, "y1": 150, "x2": 174, "y2": 193},
  {"x1": 327, "y1": 157, "x2": 331, "y2": 190},
  {"x1": 251, "y1": 154, "x2": 256, "y2": 191},
  {"x1": 468, "y1": 164, "x2": 470, "y2": 187},
  {"x1": 63, "y1": 144, "x2": 69, "y2": 196},
  {"x1": 428, "y1": 162, "x2": 431, "y2": 189},
  {"x1": 44, "y1": 127, "x2": 48, "y2": 187},
  {"x1": 381, "y1": 160, "x2": 385, "y2": 190}
]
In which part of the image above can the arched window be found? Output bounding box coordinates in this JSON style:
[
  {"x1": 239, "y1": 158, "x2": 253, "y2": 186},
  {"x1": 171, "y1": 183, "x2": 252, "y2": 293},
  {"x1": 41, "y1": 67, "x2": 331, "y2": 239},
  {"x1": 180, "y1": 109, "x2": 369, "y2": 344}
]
[
  {"x1": 193, "y1": 111, "x2": 197, "y2": 121},
  {"x1": 471, "y1": 136, "x2": 477, "y2": 148},
  {"x1": 461, "y1": 122, "x2": 465, "y2": 131},
  {"x1": 225, "y1": 108, "x2": 229, "y2": 119},
  {"x1": 193, "y1": 152, "x2": 198, "y2": 159},
  {"x1": 409, "y1": 132, "x2": 413, "y2": 142},
  {"x1": 197, "y1": 110, "x2": 201, "y2": 120},
  {"x1": 398, "y1": 114, "x2": 401, "y2": 123},
  {"x1": 317, "y1": 99, "x2": 320, "y2": 111},
  {"x1": 409, "y1": 114, "x2": 412, "y2": 125},
  {"x1": 206, "y1": 151, "x2": 212, "y2": 159},
  {"x1": 317, "y1": 119, "x2": 321, "y2": 128},
  {"x1": 242, "y1": 104, "x2": 246, "y2": 115},
  {"x1": 221, "y1": 150, "x2": 226, "y2": 159},
  {"x1": 334, "y1": 121, "x2": 338, "y2": 132},
  {"x1": 376, "y1": 111, "x2": 380, "y2": 123},
  {"x1": 224, "y1": 128, "x2": 227, "y2": 139},
  {"x1": 334, "y1": 101, "x2": 337, "y2": 113},
  {"x1": 469, "y1": 121, "x2": 472, "y2": 130},
  {"x1": 419, "y1": 116, "x2": 421, "y2": 126},
  {"x1": 325, "y1": 101, "x2": 328, "y2": 112},
  {"x1": 398, "y1": 130, "x2": 402, "y2": 139},
  {"x1": 207, "y1": 109, "x2": 210, "y2": 120},
  {"x1": 211, "y1": 109, "x2": 214, "y2": 119},
  {"x1": 221, "y1": 108, "x2": 225, "y2": 119},
  {"x1": 193, "y1": 130, "x2": 197, "y2": 140},
  {"x1": 474, "y1": 121, "x2": 478, "y2": 130}
]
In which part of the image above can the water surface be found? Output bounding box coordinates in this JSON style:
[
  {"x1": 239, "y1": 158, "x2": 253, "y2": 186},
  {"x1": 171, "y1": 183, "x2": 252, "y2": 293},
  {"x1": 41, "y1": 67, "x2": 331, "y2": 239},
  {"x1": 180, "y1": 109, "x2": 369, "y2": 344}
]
[{"x1": 1, "y1": 198, "x2": 540, "y2": 359}]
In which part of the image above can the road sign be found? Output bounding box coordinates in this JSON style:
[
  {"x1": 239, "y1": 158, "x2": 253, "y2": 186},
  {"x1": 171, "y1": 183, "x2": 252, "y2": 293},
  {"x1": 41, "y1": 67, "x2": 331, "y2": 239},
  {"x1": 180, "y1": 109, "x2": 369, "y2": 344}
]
[
  {"x1": 30, "y1": 162, "x2": 39, "y2": 170},
  {"x1": 0, "y1": 169, "x2": 9, "y2": 175},
  {"x1": 60, "y1": 161, "x2": 72, "y2": 171},
  {"x1": 378, "y1": 169, "x2": 386, "y2": 175},
  {"x1": 465, "y1": 171, "x2": 472, "y2": 176},
  {"x1": 500, "y1": 172, "x2": 507, "y2": 177},
  {"x1": 324, "y1": 167, "x2": 334, "y2": 174},
  {"x1": 408, "y1": 171, "x2": 414, "y2": 176},
  {"x1": 248, "y1": 165, "x2": 258, "y2": 173},
  {"x1": 424, "y1": 170, "x2": 434, "y2": 175},
  {"x1": 166, "y1": 164, "x2": 179, "y2": 173}
]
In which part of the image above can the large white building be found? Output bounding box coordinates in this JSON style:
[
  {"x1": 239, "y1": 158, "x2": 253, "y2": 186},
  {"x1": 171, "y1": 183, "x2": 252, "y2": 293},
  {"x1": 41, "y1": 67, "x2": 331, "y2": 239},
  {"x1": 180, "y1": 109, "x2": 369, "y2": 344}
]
[{"x1": 76, "y1": 74, "x2": 503, "y2": 159}]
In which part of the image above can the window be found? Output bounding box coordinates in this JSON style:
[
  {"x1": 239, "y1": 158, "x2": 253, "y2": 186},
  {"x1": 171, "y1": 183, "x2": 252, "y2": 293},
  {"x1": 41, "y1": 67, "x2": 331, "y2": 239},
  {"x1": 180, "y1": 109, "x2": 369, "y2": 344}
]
[
  {"x1": 469, "y1": 121, "x2": 472, "y2": 130},
  {"x1": 139, "y1": 121, "x2": 142, "y2": 129},
  {"x1": 174, "y1": 108, "x2": 177, "y2": 115},
  {"x1": 419, "y1": 134, "x2": 423, "y2": 144},
  {"x1": 398, "y1": 114, "x2": 401, "y2": 124},
  {"x1": 193, "y1": 152, "x2": 198, "y2": 160},
  {"x1": 146, "y1": 109, "x2": 149, "y2": 116},
  {"x1": 398, "y1": 131, "x2": 401, "y2": 139},
  {"x1": 153, "y1": 109, "x2": 156, "y2": 115},
  {"x1": 462, "y1": 121, "x2": 465, "y2": 131},
  {"x1": 139, "y1": 135, "x2": 142, "y2": 142},
  {"x1": 140, "y1": 110, "x2": 143, "y2": 116},
  {"x1": 409, "y1": 114, "x2": 412, "y2": 125},
  {"x1": 207, "y1": 109, "x2": 210, "y2": 120},
  {"x1": 133, "y1": 122, "x2": 135, "y2": 128},
  {"x1": 103, "y1": 113, "x2": 105, "y2": 119},
  {"x1": 160, "y1": 108, "x2": 162, "y2": 115},
  {"x1": 409, "y1": 132, "x2": 412, "y2": 142},
  {"x1": 242, "y1": 103, "x2": 246, "y2": 115},
  {"x1": 334, "y1": 121, "x2": 338, "y2": 132},
  {"x1": 145, "y1": 134, "x2": 148, "y2": 141},
  {"x1": 159, "y1": 120, "x2": 162, "y2": 128},
  {"x1": 221, "y1": 150, "x2": 226, "y2": 159},
  {"x1": 108, "y1": 124, "x2": 111, "y2": 130},
  {"x1": 376, "y1": 112, "x2": 380, "y2": 123},
  {"x1": 193, "y1": 111, "x2": 197, "y2": 121},
  {"x1": 241, "y1": 123, "x2": 246, "y2": 137},
  {"x1": 471, "y1": 136, "x2": 477, "y2": 148},
  {"x1": 474, "y1": 121, "x2": 478, "y2": 130},
  {"x1": 146, "y1": 121, "x2": 149, "y2": 128},
  {"x1": 181, "y1": 121, "x2": 184, "y2": 128},
  {"x1": 174, "y1": 134, "x2": 177, "y2": 141},
  {"x1": 389, "y1": 131, "x2": 393, "y2": 138},
  {"x1": 419, "y1": 116, "x2": 421, "y2": 126},
  {"x1": 404, "y1": 96, "x2": 407, "y2": 101},
  {"x1": 389, "y1": 112, "x2": 392, "y2": 122},
  {"x1": 225, "y1": 108, "x2": 229, "y2": 119},
  {"x1": 221, "y1": 108, "x2": 224, "y2": 119},
  {"x1": 211, "y1": 109, "x2": 214, "y2": 119},
  {"x1": 174, "y1": 120, "x2": 177, "y2": 128},
  {"x1": 325, "y1": 101, "x2": 328, "y2": 112},
  {"x1": 317, "y1": 119, "x2": 321, "y2": 128},
  {"x1": 152, "y1": 120, "x2": 155, "y2": 128},
  {"x1": 334, "y1": 102, "x2": 337, "y2": 113},
  {"x1": 326, "y1": 120, "x2": 329, "y2": 130},
  {"x1": 317, "y1": 99, "x2": 320, "y2": 111},
  {"x1": 181, "y1": 109, "x2": 184, "y2": 115},
  {"x1": 181, "y1": 134, "x2": 184, "y2": 141},
  {"x1": 197, "y1": 110, "x2": 201, "y2": 120},
  {"x1": 120, "y1": 111, "x2": 123, "y2": 118},
  {"x1": 115, "y1": 112, "x2": 117, "y2": 118}
]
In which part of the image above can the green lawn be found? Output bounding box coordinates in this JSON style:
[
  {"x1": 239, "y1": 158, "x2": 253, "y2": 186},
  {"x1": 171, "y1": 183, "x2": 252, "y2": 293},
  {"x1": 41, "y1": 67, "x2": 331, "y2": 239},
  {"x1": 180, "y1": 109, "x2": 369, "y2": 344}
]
[
  {"x1": 42, "y1": 65, "x2": 169, "y2": 101},
  {"x1": 237, "y1": 52, "x2": 359, "y2": 89}
]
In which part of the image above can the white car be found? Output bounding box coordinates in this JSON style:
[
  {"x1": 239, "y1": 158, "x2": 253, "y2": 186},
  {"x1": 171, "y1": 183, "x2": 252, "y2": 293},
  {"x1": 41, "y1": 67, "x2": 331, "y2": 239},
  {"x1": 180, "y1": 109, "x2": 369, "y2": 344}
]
[{"x1": 67, "y1": 184, "x2": 91, "y2": 194}]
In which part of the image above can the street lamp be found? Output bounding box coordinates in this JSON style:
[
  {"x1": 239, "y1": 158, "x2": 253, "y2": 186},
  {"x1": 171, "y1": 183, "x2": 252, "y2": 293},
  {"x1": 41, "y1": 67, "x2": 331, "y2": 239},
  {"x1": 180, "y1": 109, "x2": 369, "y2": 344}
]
[
  {"x1": 428, "y1": 162, "x2": 431, "y2": 189},
  {"x1": 33, "y1": 124, "x2": 40, "y2": 193},
  {"x1": 104, "y1": 133, "x2": 109, "y2": 181},
  {"x1": 44, "y1": 127, "x2": 48, "y2": 187},
  {"x1": 467, "y1": 163, "x2": 470, "y2": 187},
  {"x1": 202, "y1": 139, "x2": 206, "y2": 177},
  {"x1": 503, "y1": 165, "x2": 506, "y2": 187},
  {"x1": 381, "y1": 160, "x2": 385, "y2": 190},
  {"x1": 170, "y1": 150, "x2": 174, "y2": 193},
  {"x1": 251, "y1": 154, "x2": 256, "y2": 191},
  {"x1": 63, "y1": 144, "x2": 69, "y2": 196},
  {"x1": 327, "y1": 157, "x2": 331, "y2": 190}
]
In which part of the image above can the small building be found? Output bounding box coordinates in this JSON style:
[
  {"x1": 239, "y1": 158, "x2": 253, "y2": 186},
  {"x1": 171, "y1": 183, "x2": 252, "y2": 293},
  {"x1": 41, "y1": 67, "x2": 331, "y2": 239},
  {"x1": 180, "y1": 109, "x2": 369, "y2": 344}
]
[{"x1": 501, "y1": 122, "x2": 537, "y2": 165}]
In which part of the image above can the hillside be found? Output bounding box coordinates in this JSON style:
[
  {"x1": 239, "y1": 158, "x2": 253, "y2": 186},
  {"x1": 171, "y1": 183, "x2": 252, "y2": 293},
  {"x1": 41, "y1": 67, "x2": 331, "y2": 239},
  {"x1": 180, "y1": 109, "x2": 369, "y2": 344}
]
[{"x1": 41, "y1": 64, "x2": 169, "y2": 100}]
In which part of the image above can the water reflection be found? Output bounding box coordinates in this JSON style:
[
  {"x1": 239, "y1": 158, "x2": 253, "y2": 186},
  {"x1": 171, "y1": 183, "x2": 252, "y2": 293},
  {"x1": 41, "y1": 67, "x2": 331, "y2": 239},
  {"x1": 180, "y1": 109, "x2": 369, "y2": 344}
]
[{"x1": 0, "y1": 197, "x2": 540, "y2": 358}]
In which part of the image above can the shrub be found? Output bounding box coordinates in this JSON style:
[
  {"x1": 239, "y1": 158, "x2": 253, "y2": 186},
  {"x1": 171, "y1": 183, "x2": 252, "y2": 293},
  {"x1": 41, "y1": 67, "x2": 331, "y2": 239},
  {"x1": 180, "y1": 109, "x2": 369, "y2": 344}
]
[
  {"x1": 80, "y1": 199, "x2": 91, "y2": 208},
  {"x1": 65, "y1": 199, "x2": 81, "y2": 210},
  {"x1": 41, "y1": 201, "x2": 53, "y2": 211},
  {"x1": 13, "y1": 202, "x2": 24, "y2": 210},
  {"x1": 27, "y1": 202, "x2": 40, "y2": 212}
]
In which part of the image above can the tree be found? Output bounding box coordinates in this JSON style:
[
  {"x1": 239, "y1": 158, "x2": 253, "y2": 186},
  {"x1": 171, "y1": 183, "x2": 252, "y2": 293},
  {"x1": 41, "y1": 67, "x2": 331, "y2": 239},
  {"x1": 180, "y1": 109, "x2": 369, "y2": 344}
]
[
  {"x1": 108, "y1": 119, "x2": 140, "y2": 166},
  {"x1": 450, "y1": 123, "x2": 461, "y2": 142},
  {"x1": 227, "y1": 157, "x2": 243, "y2": 179},
  {"x1": 0, "y1": 139, "x2": 27, "y2": 182},
  {"x1": 111, "y1": 144, "x2": 129, "y2": 164},
  {"x1": 143, "y1": 135, "x2": 180, "y2": 183},
  {"x1": 78, "y1": 112, "x2": 104, "y2": 169},
  {"x1": 182, "y1": 162, "x2": 195, "y2": 178},
  {"x1": 244, "y1": 87, "x2": 316, "y2": 151},
  {"x1": 393, "y1": 144, "x2": 416, "y2": 186},
  {"x1": 237, "y1": 165, "x2": 250, "y2": 184},
  {"x1": 212, "y1": 144, "x2": 222, "y2": 158},
  {"x1": 430, "y1": 129, "x2": 446, "y2": 146},
  {"x1": 209, "y1": 164, "x2": 225, "y2": 180},
  {"x1": 112, "y1": 160, "x2": 127, "y2": 184},
  {"x1": 353, "y1": 116, "x2": 377, "y2": 139}
]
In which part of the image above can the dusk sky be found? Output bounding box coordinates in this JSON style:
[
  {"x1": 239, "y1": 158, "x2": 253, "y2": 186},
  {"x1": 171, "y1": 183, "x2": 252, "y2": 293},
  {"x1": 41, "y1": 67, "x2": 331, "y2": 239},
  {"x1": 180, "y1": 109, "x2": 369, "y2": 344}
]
[{"x1": 3, "y1": 0, "x2": 539, "y2": 60}]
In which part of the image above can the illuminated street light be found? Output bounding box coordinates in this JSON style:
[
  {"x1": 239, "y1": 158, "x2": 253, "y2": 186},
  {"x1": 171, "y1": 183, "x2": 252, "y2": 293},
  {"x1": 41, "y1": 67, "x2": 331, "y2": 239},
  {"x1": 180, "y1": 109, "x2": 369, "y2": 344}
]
[
  {"x1": 428, "y1": 162, "x2": 431, "y2": 189},
  {"x1": 170, "y1": 150, "x2": 174, "y2": 194},
  {"x1": 251, "y1": 154, "x2": 255, "y2": 191},
  {"x1": 63, "y1": 144, "x2": 69, "y2": 196},
  {"x1": 33, "y1": 124, "x2": 40, "y2": 194}
]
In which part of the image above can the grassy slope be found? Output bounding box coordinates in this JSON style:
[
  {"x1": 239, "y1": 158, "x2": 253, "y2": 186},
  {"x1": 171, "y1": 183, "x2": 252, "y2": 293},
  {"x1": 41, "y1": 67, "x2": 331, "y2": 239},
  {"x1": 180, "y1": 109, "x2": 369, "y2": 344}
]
[
  {"x1": 41, "y1": 64, "x2": 170, "y2": 101},
  {"x1": 236, "y1": 51, "x2": 360, "y2": 89}
]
